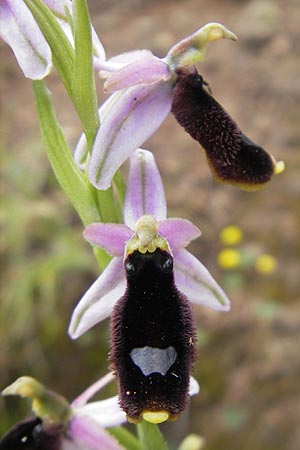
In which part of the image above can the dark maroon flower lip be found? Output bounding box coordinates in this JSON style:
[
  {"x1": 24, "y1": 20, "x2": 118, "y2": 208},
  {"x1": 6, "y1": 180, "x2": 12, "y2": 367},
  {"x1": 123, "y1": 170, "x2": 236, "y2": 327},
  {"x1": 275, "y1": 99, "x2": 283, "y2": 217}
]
[
  {"x1": 110, "y1": 248, "x2": 197, "y2": 424},
  {"x1": 0, "y1": 417, "x2": 63, "y2": 450},
  {"x1": 171, "y1": 70, "x2": 278, "y2": 191}
]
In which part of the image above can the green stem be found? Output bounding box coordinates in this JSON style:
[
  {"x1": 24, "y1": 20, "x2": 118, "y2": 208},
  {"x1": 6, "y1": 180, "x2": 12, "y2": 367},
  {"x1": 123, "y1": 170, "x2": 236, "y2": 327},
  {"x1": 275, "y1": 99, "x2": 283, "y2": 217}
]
[
  {"x1": 137, "y1": 422, "x2": 169, "y2": 450},
  {"x1": 32, "y1": 80, "x2": 108, "y2": 269},
  {"x1": 72, "y1": 0, "x2": 99, "y2": 145},
  {"x1": 109, "y1": 427, "x2": 143, "y2": 450}
]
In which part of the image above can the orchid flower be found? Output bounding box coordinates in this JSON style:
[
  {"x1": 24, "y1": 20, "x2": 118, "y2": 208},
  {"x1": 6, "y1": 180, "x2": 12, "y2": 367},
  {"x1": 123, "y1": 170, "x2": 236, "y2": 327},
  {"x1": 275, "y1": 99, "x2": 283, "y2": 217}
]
[
  {"x1": 69, "y1": 148, "x2": 230, "y2": 340},
  {"x1": 0, "y1": 0, "x2": 52, "y2": 79},
  {"x1": 87, "y1": 22, "x2": 281, "y2": 191},
  {"x1": 1, "y1": 373, "x2": 126, "y2": 450}
]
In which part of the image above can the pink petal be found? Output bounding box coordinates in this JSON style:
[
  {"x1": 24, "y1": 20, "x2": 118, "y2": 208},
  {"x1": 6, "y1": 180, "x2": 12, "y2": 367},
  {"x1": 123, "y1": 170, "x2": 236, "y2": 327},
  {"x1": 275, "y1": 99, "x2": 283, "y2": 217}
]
[
  {"x1": 104, "y1": 53, "x2": 170, "y2": 92},
  {"x1": 174, "y1": 249, "x2": 231, "y2": 311},
  {"x1": 158, "y1": 218, "x2": 201, "y2": 250},
  {"x1": 96, "y1": 49, "x2": 154, "y2": 75},
  {"x1": 68, "y1": 257, "x2": 125, "y2": 339},
  {"x1": 68, "y1": 415, "x2": 123, "y2": 450},
  {"x1": 0, "y1": 0, "x2": 52, "y2": 79},
  {"x1": 124, "y1": 149, "x2": 167, "y2": 228},
  {"x1": 88, "y1": 81, "x2": 173, "y2": 190},
  {"x1": 84, "y1": 223, "x2": 133, "y2": 256},
  {"x1": 72, "y1": 373, "x2": 115, "y2": 408}
]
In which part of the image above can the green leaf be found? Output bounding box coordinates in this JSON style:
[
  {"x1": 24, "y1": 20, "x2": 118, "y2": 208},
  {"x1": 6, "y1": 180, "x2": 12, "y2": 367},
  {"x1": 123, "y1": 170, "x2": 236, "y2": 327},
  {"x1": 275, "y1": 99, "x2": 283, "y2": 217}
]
[
  {"x1": 137, "y1": 422, "x2": 169, "y2": 450},
  {"x1": 109, "y1": 427, "x2": 143, "y2": 450},
  {"x1": 24, "y1": 0, "x2": 75, "y2": 98},
  {"x1": 33, "y1": 80, "x2": 99, "y2": 225},
  {"x1": 72, "y1": 0, "x2": 100, "y2": 145},
  {"x1": 32, "y1": 80, "x2": 111, "y2": 269}
]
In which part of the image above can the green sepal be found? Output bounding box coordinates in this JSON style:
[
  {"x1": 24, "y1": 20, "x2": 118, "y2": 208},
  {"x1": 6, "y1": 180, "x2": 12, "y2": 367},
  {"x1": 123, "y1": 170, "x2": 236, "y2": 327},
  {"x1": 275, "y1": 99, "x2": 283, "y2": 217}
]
[{"x1": 2, "y1": 377, "x2": 71, "y2": 427}]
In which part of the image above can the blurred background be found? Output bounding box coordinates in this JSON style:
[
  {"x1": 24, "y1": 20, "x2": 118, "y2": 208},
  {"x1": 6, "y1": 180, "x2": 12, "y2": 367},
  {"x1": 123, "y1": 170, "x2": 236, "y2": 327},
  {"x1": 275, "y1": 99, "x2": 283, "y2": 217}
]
[{"x1": 1, "y1": 0, "x2": 299, "y2": 449}]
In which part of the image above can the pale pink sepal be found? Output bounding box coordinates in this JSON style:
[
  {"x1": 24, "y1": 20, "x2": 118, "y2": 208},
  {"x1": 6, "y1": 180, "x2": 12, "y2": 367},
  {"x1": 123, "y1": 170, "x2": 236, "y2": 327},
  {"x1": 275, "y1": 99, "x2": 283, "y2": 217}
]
[
  {"x1": 88, "y1": 82, "x2": 173, "y2": 190},
  {"x1": 0, "y1": 0, "x2": 52, "y2": 79},
  {"x1": 43, "y1": 0, "x2": 72, "y2": 14},
  {"x1": 83, "y1": 223, "x2": 133, "y2": 256},
  {"x1": 72, "y1": 373, "x2": 115, "y2": 408},
  {"x1": 158, "y1": 218, "x2": 201, "y2": 249},
  {"x1": 124, "y1": 149, "x2": 167, "y2": 228},
  {"x1": 68, "y1": 257, "x2": 125, "y2": 339},
  {"x1": 68, "y1": 415, "x2": 124, "y2": 450},
  {"x1": 74, "y1": 92, "x2": 124, "y2": 169},
  {"x1": 174, "y1": 249, "x2": 231, "y2": 311},
  {"x1": 104, "y1": 53, "x2": 170, "y2": 93}
]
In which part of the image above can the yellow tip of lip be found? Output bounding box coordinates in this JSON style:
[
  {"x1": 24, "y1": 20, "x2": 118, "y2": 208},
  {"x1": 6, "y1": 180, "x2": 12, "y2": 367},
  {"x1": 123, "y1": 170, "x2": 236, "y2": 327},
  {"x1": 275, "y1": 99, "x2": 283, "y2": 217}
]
[
  {"x1": 142, "y1": 411, "x2": 170, "y2": 424},
  {"x1": 275, "y1": 160, "x2": 285, "y2": 174}
]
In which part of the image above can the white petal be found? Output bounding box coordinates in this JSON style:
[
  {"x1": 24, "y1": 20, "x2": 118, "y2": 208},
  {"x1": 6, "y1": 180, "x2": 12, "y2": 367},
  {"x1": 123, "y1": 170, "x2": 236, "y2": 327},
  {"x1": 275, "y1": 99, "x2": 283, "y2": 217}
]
[
  {"x1": 68, "y1": 258, "x2": 125, "y2": 338},
  {"x1": 174, "y1": 249, "x2": 231, "y2": 311},
  {"x1": 75, "y1": 396, "x2": 126, "y2": 428},
  {"x1": 189, "y1": 376, "x2": 200, "y2": 396}
]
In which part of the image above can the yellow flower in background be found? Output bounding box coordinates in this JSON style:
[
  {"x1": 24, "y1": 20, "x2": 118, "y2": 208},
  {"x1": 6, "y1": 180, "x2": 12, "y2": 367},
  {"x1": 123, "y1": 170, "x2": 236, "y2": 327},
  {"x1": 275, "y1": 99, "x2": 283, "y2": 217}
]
[
  {"x1": 218, "y1": 248, "x2": 241, "y2": 270},
  {"x1": 219, "y1": 225, "x2": 243, "y2": 246},
  {"x1": 255, "y1": 254, "x2": 277, "y2": 274}
]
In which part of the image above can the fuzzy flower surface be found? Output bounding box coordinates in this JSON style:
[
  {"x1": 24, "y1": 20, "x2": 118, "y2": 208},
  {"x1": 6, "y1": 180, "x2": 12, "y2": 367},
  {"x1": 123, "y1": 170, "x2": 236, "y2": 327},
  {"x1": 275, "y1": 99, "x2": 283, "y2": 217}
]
[
  {"x1": 87, "y1": 22, "x2": 237, "y2": 189},
  {"x1": 1, "y1": 373, "x2": 126, "y2": 450},
  {"x1": 69, "y1": 148, "x2": 230, "y2": 339}
]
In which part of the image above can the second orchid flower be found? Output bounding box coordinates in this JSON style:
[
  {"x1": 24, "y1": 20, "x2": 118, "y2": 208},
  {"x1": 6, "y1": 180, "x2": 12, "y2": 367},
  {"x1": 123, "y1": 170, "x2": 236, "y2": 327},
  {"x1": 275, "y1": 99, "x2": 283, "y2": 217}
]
[{"x1": 69, "y1": 148, "x2": 230, "y2": 340}]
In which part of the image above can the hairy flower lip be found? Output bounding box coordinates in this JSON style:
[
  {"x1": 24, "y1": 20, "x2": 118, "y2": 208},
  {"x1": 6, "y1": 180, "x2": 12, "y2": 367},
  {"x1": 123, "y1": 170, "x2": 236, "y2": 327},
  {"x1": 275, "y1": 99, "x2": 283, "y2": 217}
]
[{"x1": 69, "y1": 149, "x2": 230, "y2": 340}]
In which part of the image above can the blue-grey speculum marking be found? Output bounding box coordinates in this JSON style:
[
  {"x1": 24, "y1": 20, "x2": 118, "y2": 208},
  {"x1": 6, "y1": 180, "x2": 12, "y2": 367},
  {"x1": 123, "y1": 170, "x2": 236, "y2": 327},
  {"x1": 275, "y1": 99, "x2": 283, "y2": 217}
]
[{"x1": 130, "y1": 346, "x2": 177, "y2": 376}]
